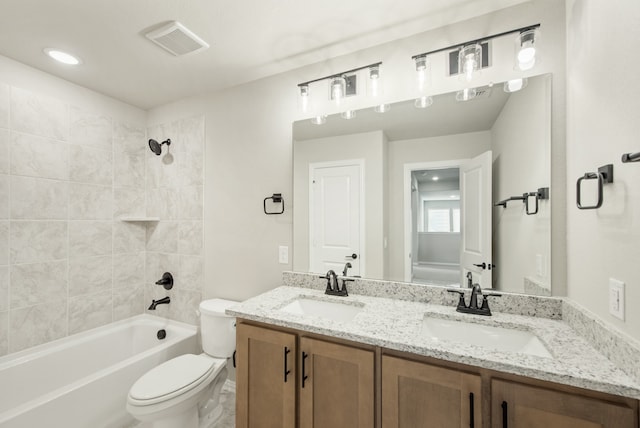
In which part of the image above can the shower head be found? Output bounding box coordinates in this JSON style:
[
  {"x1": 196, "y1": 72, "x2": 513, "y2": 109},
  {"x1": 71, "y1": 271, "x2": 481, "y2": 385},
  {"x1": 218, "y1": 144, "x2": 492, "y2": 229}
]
[{"x1": 148, "y1": 138, "x2": 171, "y2": 156}]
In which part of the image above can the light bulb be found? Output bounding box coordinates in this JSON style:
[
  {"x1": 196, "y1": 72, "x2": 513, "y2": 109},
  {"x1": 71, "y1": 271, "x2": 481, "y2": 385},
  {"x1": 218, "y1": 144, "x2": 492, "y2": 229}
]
[
  {"x1": 415, "y1": 56, "x2": 428, "y2": 93},
  {"x1": 341, "y1": 110, "x2": 356, "y2": 120},
  {"x1": 456, "y1": 88, "x2": 477, "y2": 102},
  {"x1": 504, "y1": 78, "x2": 528, "y2": 93},
  {"x1": 368, "y1": 65, "x2": 381, "y2": 98},
  {"x1": 44, "y1": 48, "x2": 81, "y2": 65},
  {"x1": 310, "y1": 115, "x2": 327, "y2": 125},
  {"x1": 458, "y1": 44, "x2": 481, "y2": 82},
  {"x1": 414, "y1": 96, "x2": 433, "y2": 109},
  {"x1": 299, "y1": 85, "x2": 309, "y2": 113},
  {"x1": 331, "y1": 77, "x2": 346, "y2": 106},
  {"x1": 516, "y1": 28, "x2": 539, "y2": 71}
]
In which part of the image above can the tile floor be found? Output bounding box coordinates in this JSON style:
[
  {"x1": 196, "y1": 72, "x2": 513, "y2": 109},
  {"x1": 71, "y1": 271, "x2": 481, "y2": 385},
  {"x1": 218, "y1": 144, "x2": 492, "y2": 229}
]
[{"x1": 130, "y1": 382, "x2": 235, "y2": 428}]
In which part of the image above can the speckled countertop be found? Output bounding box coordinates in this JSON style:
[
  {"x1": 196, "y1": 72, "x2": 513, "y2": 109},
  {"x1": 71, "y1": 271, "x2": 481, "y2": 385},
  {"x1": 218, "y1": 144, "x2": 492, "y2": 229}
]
[{"x1": 227, "y1": 285, "x2": 640, "y2": 400}]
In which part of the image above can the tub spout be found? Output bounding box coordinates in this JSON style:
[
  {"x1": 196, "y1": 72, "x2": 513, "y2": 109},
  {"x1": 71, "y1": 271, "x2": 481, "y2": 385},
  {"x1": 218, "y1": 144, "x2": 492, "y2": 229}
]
[{"x1": 148, "y1": 296, "x2": 170, "y2": 310}]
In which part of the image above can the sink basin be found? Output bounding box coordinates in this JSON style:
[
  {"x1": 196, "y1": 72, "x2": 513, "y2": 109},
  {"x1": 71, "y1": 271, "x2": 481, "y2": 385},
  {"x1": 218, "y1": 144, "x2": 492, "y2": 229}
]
[
  {"x1": 422, "y1": 316, "x2": 553, "y2": 358},
  {"x1": 280, "y1": 298, "x2": 364, "y2": 322}
]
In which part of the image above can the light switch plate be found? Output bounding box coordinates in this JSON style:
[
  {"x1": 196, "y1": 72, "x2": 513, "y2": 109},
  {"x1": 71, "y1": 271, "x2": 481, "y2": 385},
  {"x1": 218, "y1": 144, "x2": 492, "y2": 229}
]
[
  {"x1": 609, "y1": 278, "x2": 625, "y2": 320},
  {"x1": 278, "y1": 246, "x2": 289, "y2": 264}
]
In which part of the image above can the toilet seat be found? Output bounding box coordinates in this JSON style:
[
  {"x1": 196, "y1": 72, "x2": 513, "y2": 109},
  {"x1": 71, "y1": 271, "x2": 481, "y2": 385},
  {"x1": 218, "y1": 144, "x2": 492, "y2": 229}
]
[{"x1": 128, "y1": 354, "x2": 225, "y2": 407}]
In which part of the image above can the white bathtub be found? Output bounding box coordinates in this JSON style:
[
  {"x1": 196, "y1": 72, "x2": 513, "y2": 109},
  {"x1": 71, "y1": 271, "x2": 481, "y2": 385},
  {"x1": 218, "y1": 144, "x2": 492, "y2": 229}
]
[{"x1": 0, "y1": 314, "x2": 198, "y2": 428}]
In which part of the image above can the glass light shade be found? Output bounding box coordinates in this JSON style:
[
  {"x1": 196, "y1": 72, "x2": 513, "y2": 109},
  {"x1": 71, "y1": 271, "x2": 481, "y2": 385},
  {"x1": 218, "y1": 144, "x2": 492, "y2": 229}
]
[
  {"x1": 367, "y1": 65, "x2": 382, "y2": 98},
  {"x1": 504, "y1": 78, "x2": 528, "y2": 93},
  {"x1": 330, "y1": 77, "x2": 346, "y2": 105},
  {"x1": 44, "y1": 48, "x2": 81, "y2": 65},
  {"x1": 458, "y1": 44, "x2": 482, "y2": 82},
  {"x1": 341, "y1": 110, "x2": 357, "y2": 120},
  {"x1": 298, "y1": 84, "x2": 310, "y2": 113},
  {"x1": 516, "y1": 29, "x2": 540, "y2": 71},
  {"x1": 415, "y1": 56, "x2": 430, "y2": 93},
  {"x1": 310, "y1": 115, "x2": 327, "y2": 125},
  {"x1": 414, "y1": 96, "x2": 434, "y2": 109},
  {"x1": 374, "y1": 103, "x2": 391, "y2": 113},
  {"x1": 455, "y1": 87, "x2": 477, "y2": 102}
]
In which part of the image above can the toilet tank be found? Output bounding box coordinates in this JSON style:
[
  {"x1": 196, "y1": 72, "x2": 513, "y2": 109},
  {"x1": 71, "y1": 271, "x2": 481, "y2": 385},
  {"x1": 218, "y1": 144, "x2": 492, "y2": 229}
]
[{"x1": 199, "y1": 299, "x2": 238, "y2": 358}]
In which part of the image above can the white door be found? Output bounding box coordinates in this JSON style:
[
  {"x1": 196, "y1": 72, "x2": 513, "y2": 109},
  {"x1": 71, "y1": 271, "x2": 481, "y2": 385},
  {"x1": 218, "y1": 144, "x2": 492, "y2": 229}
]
[
  {"x1": 310, "y1": 162, "x2": 362, "y2": 275},
  {"x1": 460, "y1": 151, "x2": 492, "y2": 288}
]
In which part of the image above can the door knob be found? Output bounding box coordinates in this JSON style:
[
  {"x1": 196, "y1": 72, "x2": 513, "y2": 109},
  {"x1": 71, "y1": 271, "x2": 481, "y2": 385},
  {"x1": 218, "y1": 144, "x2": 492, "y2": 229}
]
[
  {"x1": 345, "y1": 254, "x2": 358, "y2": 260},
  {"x1": 473, "y1": 263, "x2": 486, "y2": 270}
]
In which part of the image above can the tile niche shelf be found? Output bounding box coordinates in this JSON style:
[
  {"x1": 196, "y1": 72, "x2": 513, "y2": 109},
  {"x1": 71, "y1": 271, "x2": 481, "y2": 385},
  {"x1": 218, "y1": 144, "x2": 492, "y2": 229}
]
[{"x1": 118, "y1": 217, "x2": 160, "y2": 222}]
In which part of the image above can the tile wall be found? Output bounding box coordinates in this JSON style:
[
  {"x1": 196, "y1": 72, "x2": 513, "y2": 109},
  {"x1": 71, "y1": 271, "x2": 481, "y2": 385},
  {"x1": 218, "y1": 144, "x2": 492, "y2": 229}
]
[
  {"x1": 0, "y1": 82, "x2": 205, "y2": 357},
  {"x1": 0, "y1": 83, "x2": 148, "y2": 355},
  {"x1": 144, "y1": 116, "x2": 205, "y2": 325}
]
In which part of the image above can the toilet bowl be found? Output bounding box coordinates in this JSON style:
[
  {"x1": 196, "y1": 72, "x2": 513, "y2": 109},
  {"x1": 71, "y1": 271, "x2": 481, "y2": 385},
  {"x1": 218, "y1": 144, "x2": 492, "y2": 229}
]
[{"x1": 127, "y1": 299, "x2": 237, "y2": 428}]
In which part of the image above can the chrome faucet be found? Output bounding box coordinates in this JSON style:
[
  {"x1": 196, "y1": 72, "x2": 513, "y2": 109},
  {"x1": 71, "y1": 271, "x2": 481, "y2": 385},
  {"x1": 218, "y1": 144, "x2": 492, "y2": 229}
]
[
  {"x1": 148, "y1": 296, "x2": 170, "y2": 310},
  {"x1": 447, "y1": 272, "x2": 501, "y2": 316}
]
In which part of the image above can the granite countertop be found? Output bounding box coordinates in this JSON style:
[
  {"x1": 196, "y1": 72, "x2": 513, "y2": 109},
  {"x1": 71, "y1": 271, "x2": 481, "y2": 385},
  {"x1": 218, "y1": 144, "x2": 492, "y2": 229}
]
[{"x1": 227, "y1": 285, "x2": 640, "y2": 400}]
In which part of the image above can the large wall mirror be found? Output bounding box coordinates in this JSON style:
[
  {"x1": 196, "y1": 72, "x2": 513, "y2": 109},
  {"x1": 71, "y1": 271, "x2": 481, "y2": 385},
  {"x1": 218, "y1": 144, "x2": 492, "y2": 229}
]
[{"x1": 293, "y1": 74, "x2": 552, "y2": 296}]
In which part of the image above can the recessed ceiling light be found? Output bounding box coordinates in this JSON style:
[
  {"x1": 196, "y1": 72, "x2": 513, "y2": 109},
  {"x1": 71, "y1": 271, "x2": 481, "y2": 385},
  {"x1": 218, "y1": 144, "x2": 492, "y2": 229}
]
[
  {"x1": 43, "y1": 48, "x2": 81, "y2": 65},
  {"x1": 432, "y1": 176, "x2": 439, "y2": 181}
]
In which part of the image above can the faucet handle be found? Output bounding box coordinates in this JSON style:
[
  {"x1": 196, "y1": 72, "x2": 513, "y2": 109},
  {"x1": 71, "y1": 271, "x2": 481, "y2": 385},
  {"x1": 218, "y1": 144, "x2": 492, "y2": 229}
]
[{"x1": 447, "y1": 289, "x2": 467, "y2": 309}]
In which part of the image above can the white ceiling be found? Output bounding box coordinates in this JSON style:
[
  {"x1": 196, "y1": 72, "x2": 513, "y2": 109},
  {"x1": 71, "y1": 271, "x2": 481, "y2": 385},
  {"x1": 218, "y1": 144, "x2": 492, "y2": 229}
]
[{"x1": 0, "y1": 0, "x2": 526, "y2": 109}]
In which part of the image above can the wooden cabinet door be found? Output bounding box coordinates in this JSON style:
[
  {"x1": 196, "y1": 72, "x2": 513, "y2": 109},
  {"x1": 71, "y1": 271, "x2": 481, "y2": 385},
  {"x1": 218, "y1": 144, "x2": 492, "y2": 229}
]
[
  {"x1": 236, "y1": 323, "x2": 297, "y2": 428},
  {"x1": 382, "y1": 355, "x2": 482, "y2": 428},
  {"x1": 299, "y1": 336, "x2": 375, "y2": 428},
  {"x1": 491, "y1": 379, "x2": 637, "y2": 428}
]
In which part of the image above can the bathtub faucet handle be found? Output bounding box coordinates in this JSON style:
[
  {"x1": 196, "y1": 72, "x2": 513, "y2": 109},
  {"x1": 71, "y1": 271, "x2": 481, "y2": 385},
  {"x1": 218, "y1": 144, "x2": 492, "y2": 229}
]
[{"x1": 155, "y1": 272, "x2": 173, "y2": 290}]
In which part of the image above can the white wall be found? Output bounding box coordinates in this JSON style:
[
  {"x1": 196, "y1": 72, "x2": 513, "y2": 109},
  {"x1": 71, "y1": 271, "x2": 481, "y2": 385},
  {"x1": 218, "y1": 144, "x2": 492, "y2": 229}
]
[
  {"x1": 491, "y1": 75, "x2": 551, "y2": 292},
  {"x1": 293, "y1": 131, "x2": 386, "y2": 279},
  {"x1": 148, "y1": 0, "x2": 567, "y2": 301},
  {"x1": 566, "y1": 0, "x2": 640, "y2": 341}
]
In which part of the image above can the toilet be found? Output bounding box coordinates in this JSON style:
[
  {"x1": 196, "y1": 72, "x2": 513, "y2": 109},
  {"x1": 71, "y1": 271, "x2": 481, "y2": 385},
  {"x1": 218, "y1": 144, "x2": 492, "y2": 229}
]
[{"x1": 127, "y1": 299, "x2": 237, "y2": 428}]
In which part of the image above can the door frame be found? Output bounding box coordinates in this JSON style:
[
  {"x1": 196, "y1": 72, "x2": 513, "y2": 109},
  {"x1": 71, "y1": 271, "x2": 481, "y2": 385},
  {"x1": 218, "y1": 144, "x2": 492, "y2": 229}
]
[
  {"x1": 403, "y1": 159, "x2": 467, "y2": 282},
  {"x1": 309, "y1": 159, "x2": 366, "y2": 276}
]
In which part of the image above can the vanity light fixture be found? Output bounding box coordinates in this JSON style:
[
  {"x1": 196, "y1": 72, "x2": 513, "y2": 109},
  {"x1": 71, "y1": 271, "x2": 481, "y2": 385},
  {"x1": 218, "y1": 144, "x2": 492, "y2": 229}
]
[
  {"x1": 516, "y1": 28, "x2": 540, "y2": 71},
  {"x1": 374, "y1": 103, "x2": 391, "y2": 113},
  {"x1": 297, "y1": 61, "x2": 383, "y2": 123},
  {"x1": 504, "y1": 78, "x2": 528, "y2": 93},
  {"x1": 411, "y1": 23, "x2": 540, "y2": 93},
  {"x1": 43, "y1": 48, "x2": 81, "y2": 65},
  {"x1": 415, "y1": 55, "x2": 429, "y2": 92}
]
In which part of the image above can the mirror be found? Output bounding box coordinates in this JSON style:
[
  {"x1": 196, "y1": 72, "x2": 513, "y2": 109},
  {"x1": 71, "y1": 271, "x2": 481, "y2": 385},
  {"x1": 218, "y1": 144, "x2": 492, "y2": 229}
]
[{"x1": 293, "y1": 74, "x2": 551, "y2": 296}]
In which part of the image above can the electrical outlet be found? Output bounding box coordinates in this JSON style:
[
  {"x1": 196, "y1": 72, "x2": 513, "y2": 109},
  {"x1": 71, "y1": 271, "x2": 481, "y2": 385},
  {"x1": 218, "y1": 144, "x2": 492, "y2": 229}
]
[
  {"x1": 609, "y1": 278, "x2": 625, "y2": 320},
  {"x1": 278, "y1": 246, "x2": 289, "y2": 264}
]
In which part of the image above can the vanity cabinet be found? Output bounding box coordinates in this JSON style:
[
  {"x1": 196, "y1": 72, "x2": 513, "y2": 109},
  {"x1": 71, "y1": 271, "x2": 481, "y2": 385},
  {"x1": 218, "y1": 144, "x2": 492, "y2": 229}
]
[
  {"x1": 299, "y1": 337, "x2": 374, "y2": 427},
  {"x1": 382, "y1": 355, "x2": 482, "y2": 428},
  {"x1": 236, "y1": 323, "x2": 296, "y2": 428},
  {"x1": 491, "y1": 379, "x2": 637, "y2": 428},
  {"x1": 236, "y1": 322, "x2": 375, "y2": 428}
]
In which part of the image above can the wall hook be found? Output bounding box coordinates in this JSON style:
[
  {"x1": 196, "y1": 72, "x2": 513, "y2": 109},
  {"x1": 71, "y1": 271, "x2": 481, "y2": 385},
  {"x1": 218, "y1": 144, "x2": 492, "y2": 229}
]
[
  {"x1": 576, "y1": 164, "x2": 613, "y2": 210},
  {"x1": 264, "y1": 193, "x2": 284, "y2": 215}
]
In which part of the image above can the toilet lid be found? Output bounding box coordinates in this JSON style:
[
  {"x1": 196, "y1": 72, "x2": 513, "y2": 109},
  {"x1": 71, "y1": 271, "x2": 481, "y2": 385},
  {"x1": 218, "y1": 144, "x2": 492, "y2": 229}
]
[{"x1": 129, "y1": 354, "x2": 215, "y2": 401}]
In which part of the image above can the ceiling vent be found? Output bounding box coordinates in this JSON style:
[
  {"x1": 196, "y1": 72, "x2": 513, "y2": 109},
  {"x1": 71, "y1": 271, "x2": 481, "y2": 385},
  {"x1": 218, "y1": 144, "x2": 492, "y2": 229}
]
[{"x1": 145, "y1": 21, "x2": 209, "y2": 56}]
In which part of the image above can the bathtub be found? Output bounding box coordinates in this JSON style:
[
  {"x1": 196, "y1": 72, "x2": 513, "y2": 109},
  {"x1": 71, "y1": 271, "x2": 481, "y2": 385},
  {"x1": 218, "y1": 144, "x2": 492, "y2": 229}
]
[{"x1": 0, "y1": 314, "x2": 198, "y2": 428}]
